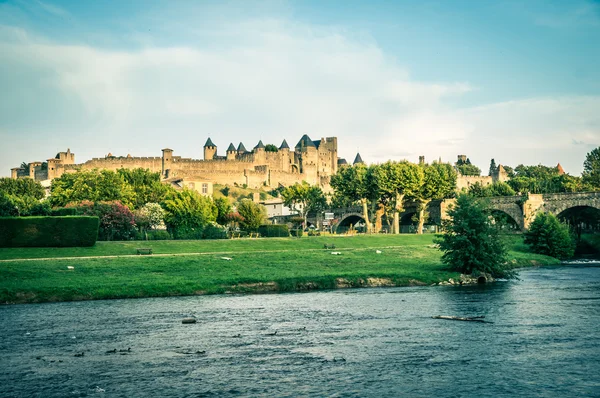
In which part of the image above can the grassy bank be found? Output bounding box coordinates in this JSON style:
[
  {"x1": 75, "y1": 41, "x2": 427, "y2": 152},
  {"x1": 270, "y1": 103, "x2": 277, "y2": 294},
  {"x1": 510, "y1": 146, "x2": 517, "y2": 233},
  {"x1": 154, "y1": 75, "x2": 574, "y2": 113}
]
[{"x1": 0, "y1": 235, "x2": 559, "y2": 304}]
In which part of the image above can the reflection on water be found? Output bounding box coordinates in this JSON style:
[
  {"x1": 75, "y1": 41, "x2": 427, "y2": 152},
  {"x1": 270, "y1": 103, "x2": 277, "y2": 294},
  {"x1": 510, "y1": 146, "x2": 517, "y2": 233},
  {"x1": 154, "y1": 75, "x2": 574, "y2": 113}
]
[{"x1": 1, "y1": 265, "x2": 599, "y2": 397}]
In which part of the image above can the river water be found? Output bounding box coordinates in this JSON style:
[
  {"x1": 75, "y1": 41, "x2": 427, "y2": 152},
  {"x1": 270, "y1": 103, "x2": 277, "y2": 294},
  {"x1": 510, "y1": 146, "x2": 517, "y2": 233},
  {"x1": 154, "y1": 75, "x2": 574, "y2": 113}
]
[{"x1": 1, "y1": 264, "x2": 599, "y2": 397}]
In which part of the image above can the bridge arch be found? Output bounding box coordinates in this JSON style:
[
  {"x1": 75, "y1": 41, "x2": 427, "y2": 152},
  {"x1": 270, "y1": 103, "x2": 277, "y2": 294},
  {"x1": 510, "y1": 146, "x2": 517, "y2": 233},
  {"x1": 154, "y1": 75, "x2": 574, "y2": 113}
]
[
  {"x1": 334, "y1": 213, "x2": 366, "y2": 233},
  {"x1": 485, "y1": 209, "x2": 521, "y2": 231},
  {"x1": 485, "y1": 198, "x2": 525, "y2": 231}
]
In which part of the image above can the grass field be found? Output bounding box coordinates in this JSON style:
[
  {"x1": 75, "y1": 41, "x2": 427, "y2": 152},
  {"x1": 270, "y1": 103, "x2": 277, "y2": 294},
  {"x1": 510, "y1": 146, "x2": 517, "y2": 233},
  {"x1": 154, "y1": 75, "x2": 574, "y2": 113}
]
[{"x1": 0, "y1": 234, "x2": 560, "y2": 304}]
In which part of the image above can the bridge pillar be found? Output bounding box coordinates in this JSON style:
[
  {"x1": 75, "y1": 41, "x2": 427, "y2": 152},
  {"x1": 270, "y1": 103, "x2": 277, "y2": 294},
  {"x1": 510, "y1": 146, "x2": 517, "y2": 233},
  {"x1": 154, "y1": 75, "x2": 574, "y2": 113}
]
[{"x1": 522, "y1": 194, "x2": 545, "y2": 230}]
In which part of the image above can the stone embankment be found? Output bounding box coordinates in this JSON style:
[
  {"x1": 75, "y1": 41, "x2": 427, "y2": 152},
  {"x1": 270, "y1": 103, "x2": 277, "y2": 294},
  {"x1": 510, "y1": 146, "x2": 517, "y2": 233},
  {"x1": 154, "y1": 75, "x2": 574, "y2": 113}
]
[{"x1": 437, "y1": 273, "x2": 494, "y2": 286}]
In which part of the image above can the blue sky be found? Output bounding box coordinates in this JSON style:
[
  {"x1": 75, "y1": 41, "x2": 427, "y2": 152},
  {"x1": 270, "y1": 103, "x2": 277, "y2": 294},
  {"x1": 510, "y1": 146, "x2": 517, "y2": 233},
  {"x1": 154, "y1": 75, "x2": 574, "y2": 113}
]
[{"x1": 1, "y1": 0, "x2": 599, "y2": 177}]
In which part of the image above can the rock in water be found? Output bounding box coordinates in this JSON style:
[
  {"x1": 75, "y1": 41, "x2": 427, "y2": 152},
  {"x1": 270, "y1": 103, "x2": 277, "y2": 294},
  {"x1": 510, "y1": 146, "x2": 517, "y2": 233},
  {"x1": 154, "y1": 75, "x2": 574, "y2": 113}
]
[{"x1": 182, "y1": 318, "x2": 197, "y2": 324}]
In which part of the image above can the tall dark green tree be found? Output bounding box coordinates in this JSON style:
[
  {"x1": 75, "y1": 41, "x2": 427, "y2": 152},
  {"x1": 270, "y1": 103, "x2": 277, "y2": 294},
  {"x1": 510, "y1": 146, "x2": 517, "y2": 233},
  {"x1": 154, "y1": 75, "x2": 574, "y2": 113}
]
[
  {"x1": 524, "y1": 212, "x2": 575, "y2": 260},
  {"x1": 436, "y1": 194, "x2": 515, "y2": 279},
  {"x1": 488, "y1": 159, "x2": 497, "y2": 176}
]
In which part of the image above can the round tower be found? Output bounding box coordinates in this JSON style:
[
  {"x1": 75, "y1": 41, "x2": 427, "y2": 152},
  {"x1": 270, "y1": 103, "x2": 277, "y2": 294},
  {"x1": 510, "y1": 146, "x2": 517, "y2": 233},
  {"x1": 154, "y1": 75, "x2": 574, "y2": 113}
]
[{"x1": 204, "y1": 138, "x2": 217, "y2": 160}]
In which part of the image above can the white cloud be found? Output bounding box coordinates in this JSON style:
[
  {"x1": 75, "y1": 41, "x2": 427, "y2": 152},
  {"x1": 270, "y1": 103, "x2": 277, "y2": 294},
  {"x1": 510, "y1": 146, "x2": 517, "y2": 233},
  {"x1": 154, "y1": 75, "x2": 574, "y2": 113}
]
[{"x1": 0, "y1": 18, "x2": 598, "y2": 177}]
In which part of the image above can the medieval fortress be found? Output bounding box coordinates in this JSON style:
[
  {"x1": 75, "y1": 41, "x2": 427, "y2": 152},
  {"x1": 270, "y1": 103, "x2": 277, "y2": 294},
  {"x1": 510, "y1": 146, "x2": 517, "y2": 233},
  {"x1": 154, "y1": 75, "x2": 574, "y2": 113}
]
[{"x1": 10, "y1": 134, "x2": 509, "y2": 192}]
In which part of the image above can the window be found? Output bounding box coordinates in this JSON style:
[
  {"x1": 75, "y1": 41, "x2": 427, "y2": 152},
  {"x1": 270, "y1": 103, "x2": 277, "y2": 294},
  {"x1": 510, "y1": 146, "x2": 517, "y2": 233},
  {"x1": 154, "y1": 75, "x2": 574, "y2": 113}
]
[{"x1": 202, "y1": 183, "x2": 208, "y2": 194}]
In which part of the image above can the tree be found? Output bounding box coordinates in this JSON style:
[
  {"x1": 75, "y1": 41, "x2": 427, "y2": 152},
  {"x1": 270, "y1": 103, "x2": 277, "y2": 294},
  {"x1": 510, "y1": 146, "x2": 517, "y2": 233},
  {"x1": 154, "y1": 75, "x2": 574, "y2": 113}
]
[
  {"x1": 50, "y1": 170, "x2": 136, "y2": 208},
  {"x1": 488, "y1": 159, "x2": 497, "y2": 177},
  {"x1": 372, "y1": 161, "x2": 423, "y2": 234},
  {"x1": 214, "y1": 197, "x2": 233, "y2": 225},
  {"x1": 436, "y1": 194, "x2": 515, "y2": 279},
  {"x1": 524, "y1": 212, "x2": 575, "y2": 260},
  {"x1": 135, "y1": 202, "x2": 165, "y2": 233},
  {"x1": 265, "y1": 144, "x2": 278, "y2": 152},
  {"x1": 415, "y1": 162, "x2": 456, "y2": 234},
  {"x1": 117, "y1": 168, "x2": 174, "y2": 209},
  {"x1": 330, "y1": 163, "x2": 373, "y2": 232},
  {"x1": 468, "y1": 182, "x2": 515, "y2": 197},
  {"x1": 236, "y1": 199, "x2": 266, "y2": 231},
  {"x1": 0, "y1": 178, "x2": 45, "y2": 199},
  {"x1": 582, "y1": 147, "x2": 600, "y2": 189},
  {"x1": 456, "y1": 163, "x2": 481, "y2": 176},
  {"x1": 161, "y1": 189, "x2": 217, "y2": 239},
  {"x1": 281, "y1": 182, "x2": 327, "y2": 228}
]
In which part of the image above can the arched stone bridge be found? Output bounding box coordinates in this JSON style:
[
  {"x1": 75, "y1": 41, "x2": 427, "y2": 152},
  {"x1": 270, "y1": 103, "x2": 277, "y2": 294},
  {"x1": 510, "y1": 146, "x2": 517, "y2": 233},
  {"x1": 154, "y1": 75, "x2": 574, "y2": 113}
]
[{"x1": 308, "y1": 192, "x2": 600, "y2": 232}]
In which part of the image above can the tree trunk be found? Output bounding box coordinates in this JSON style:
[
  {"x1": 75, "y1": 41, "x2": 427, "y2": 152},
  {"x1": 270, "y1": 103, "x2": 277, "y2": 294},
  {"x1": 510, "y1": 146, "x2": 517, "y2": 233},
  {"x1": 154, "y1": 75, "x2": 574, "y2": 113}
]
[
  {"x1": 393, "y1": 193, "x2": 404, "y2": 234},
  {"x1": 375, "y1": 203, "x2": 384, "y2": 233},
  {"x1": 416, "y1": 200, "x2": 430, "y2": 235},
  {"x1": 361, "y1": 198, "x2": 372, "y2": 233}
]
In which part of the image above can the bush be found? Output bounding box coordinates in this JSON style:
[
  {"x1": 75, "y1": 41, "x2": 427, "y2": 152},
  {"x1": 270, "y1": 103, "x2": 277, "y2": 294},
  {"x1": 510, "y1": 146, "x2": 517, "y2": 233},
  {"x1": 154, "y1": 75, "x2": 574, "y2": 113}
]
[
  {"x1": 0, "y1": 216, "x2": 99, "y2": 247},
  {"x1": 258, "y1": 224, "x2": 290, "y2": 237},
  {"x1": 308, "y1": 230, "x2": 321, "y2": 236},
  {"x1": 524, "y1": 212, "x2": 575, "y2": 260},
  {"x1": 203, "y1": 223, "x2": 228, "y2": 239},
  {"x1": 67, "y1": 201, "x2": 136, "y2": 241},
  {"x1": 290, "y1": 229, "x2": 304, "y2": 237},
  {"x1": 147, "y1": 230, "x2": 171, "y2": 240},
  {"x1": 171, "y1": 226, "x2": 204, "y2": 240}
]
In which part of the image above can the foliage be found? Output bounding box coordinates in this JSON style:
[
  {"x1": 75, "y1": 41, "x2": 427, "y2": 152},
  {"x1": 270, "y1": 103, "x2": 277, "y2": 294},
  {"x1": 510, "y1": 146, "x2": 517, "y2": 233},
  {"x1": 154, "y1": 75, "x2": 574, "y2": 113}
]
[
  {"x1": 117, "y1": 168, "x2": 174, "y2": 209},
  {"x1": 524, "y1": 212, "x2": 575, "y2": 260},
  {"x1": 413, "y1": 162, "x2": 457, "y2": 233},
  {"x1": 146, "y1": 230, "x2": 171, "y2": 240},
  {"x1": 0, "y1": 216, "x2": 99, "y2": 248},
  {"x1": 468, "y1": 182, "x2": 516, "y2": 197},
  {"x1": 50, "y1": 169, "x2": 136, "y2": 208},
  {"x1": 290, "y1": 229, "x2": 304, "y2": 237},
  {"x1": 258, "y1": 224, "x2": 290, "y2": 237},
  {"x1": 436, "y1": 194, "x2": 514, "y2": 278},
  {"x1": 281, "y1": 182, "x2": 327, "y2": 227},
  {"x1": 134, "y1": 202, "x2": 165, "y2": 233},
  {"x1": 202, "y1": 222, "x2": 228, "y2": 239},
  {"x1": 506, "y1": 164, "x2": 582, "y2": 194},
  {"x1": 330, "y1": 163, "x2": 374, "y2": 231},
  {"x1": 456, "y1": 163, "x2": 482, "y2": 176},
  {"x1": 582, "y1": 147, "x2": 600, "y2": 189},
  {"x1": 67, "y1": 201, "x2": 137, "y2": 241},
  {"x1": 0, "y1": 192, "x2": 52, "y2": 217},
  {"x1": 488, "y1": 159, "x2": 497, "y2": 176},
  {"x1": 161, "y1": 189, "x2": 217, "y2": 239},
  {"x1": 0, "y1": 177, "x2": 45, "y2": 199},
  {"x1": 236, "y1": 199, "x2": 267, "y2": 231},
  {"x1": 214, "y1": 197, "x2": 233, "y2": 225},
  {"x1": 265, "y1": 144, "x2": 278, "y2": 152}
]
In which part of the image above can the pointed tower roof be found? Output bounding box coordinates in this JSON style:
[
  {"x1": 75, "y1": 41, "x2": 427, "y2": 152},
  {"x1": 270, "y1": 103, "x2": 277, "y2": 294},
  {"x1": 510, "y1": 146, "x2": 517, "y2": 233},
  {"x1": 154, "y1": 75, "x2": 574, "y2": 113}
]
[
  {"x1": 556, "y1": 163, "x2": 565, "y2": 175},
  {"x1": 353, "y1": 153, "x2": 364, "y2": 165},
  {"x1": 279, "y1": 139, "x2": 290, "y2": 150},
  {"x1": 337, "y1": 158, "x2": 348, "y2": 166},
  {"x1": 255, "y1": 140, "x2": 265, "y2": 150},
  {"x1": 237, "y1": 142, "x2": 247, "y2": 153},
  {"x1": 204, "y1": 138, "x2": 216, "y2": 147},
  {"x1": 227, "y1": 143, "x2": 236, "y2": 152},
  {"x1": 295, "y1": 134, "x2": 316, "y2": 150}
]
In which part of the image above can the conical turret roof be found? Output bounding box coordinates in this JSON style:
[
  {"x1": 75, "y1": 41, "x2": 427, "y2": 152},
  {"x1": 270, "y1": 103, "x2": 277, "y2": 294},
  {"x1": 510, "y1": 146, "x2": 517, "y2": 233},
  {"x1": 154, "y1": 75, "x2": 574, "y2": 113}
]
[
  {"x1": 204, "y1": 138, "x2": 216, "y2": 147},
  {"x1": 556, "y1": 163, "x2": 565, "y2": 175},
  {"x1": 237, "y1": 142, "x2": 247, "y2": 153},
  {"x1": 353, "y1": 153, "x2": 364, "y2": 165},
  {"x1": 295, "y1": 134, "x2": 316, "y2": 150},
  {"x1": 255, "y1": 140, "x2": 265, "y2": 150},
  {"x1": 227, "y1": 143, "x2": 236, "y2": 152},
  {"x1": 279, "y1": 139, "x2": 290, "y2": 150}
]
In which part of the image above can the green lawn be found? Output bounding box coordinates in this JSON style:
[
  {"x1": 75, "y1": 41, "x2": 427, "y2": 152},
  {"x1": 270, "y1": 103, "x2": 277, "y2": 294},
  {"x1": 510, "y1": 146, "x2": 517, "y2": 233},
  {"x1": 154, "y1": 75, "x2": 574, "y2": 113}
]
[{"x1": 0, "y1": 234, "x2": 559, "y2": 304}]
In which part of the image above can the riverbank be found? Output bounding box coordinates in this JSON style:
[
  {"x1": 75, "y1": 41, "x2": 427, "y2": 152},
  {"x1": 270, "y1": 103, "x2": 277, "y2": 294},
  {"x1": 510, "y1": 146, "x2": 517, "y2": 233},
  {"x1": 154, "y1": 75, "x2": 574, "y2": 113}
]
[{"x1": 0, "y1": 235, "x2": 559, "y2": 304}]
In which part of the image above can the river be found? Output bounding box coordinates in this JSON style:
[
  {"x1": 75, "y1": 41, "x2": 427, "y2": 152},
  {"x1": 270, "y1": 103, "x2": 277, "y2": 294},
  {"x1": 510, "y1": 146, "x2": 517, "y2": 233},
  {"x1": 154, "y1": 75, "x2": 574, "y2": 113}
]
[{"x1": 1, "y1": 264, "x2": 599, "y2": 397}]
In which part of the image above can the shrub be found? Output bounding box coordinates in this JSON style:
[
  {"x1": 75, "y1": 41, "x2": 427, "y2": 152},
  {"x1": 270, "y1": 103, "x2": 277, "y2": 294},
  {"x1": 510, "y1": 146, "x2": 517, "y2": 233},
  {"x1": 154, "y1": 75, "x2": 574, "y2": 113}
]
[
  {"x1": 258, "y1": 224, "x2": 290, "y2": 237},
  {"x1": 203, "y1": 223, "x2": 228, "y2": 239},
  {"x1": 290, "y1": 229, "x2": 304, "y2": 237},
  {"x1": 50, "y1": 207, "x2": 78, "y2": 216},
  {"x1": 524, "y1": 212, "x2": 575, "y2": 260},
  {"x1": 0, "y1": 216, "x2": 99, "y2": 247},
  {"x1": 147, "y1": 230, "x2": 171, "y2": 240},
  {"x1": 67, "y1": 201, "x2": 136, "y2": 241}
]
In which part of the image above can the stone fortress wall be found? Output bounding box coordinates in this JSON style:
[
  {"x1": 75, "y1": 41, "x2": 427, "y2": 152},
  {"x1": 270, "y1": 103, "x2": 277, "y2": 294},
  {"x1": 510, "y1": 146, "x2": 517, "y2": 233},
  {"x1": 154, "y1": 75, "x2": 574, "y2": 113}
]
[{"x1": 11, "y1": 135, "x2": 342, "y2": 191}]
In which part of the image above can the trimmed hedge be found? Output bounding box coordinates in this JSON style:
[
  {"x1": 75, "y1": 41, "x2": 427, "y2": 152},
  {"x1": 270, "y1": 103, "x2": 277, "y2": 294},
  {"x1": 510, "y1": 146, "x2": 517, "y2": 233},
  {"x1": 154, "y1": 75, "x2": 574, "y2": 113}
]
[
  {"x1": 50, "y1": 208, "x2": 78, "y2": 216},
  {"x1": 0, "y1": 216, "x2": 99, "y2": 247},
  {"x1": 258, "y1": 224, "x2": 290, "y2": 237}
]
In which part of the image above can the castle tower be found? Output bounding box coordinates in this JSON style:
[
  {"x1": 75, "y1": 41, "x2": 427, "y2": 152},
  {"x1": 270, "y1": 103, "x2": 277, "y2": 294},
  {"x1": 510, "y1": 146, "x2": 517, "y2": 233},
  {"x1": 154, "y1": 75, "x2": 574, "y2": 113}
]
[
  {"x1": 46, "y1": 158, "x2": 59, "y2": 180},
  {"x1": 10, "y1": 168, "x2": 20, "y2": 179},
  {"x1": 457, "y1": 154, "x2": 467, "y2": 164},
  {"x1": 161, "y1": 148, "x2": 173, "y2": 177},
  {"x1": 226, "y1": 143, "x2": 237, "y2": 161},
  {"x1": 279, "y1": 139, "x2": 290, "y2": 171},
  {"x1": 28, "y1": 162, "x2": 41, "y2": 179},
  {"x1": 353, "y1": 153, "x2": 364, "y2": 165},
  {"x1": 254, "y1": 140, "x2": 266, "y2": 163},
  {"x1": 204, "y1": 138, "x2": 217, "y2": 160},
  {"x1": 237, "y1": 142, "x2": 248, "y2": 156}
]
